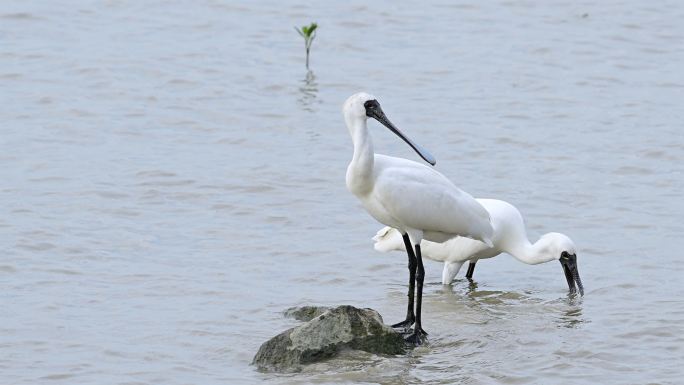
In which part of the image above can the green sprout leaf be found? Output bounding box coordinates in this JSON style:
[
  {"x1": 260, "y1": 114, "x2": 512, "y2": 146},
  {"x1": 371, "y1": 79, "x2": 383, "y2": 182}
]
[{"x1": 295, "y1": 22, "x2": 318, "y2": 69}]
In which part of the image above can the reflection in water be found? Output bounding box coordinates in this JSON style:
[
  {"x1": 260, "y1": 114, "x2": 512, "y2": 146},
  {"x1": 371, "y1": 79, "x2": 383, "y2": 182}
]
[
  {"x1": 557, "y1": 306, "x2": 584, "y2": 328},
  {"x1": 298, "y1": 350, "x2": 421, "y2": 385},
  {"x1": 556, "y1": 295, "x2": 585, "y2": 329},
  {"x1": 436, "y1": 280, "x2": 586, "y2": 329},
  {"x1": 297, "y1": 70, "x2": 319, "y2": 112},
  {"x1": 466, "y1": 279, "x2": 478, "y2": 294}
]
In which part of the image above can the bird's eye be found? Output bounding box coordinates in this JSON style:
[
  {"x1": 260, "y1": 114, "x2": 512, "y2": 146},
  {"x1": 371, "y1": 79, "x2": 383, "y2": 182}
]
[
  {"x1": 560, "y1": 251, "x2": 568, "y2": 259},
  {"x1": 364, "y1": 100, "x2": 379, "y2": 109}
]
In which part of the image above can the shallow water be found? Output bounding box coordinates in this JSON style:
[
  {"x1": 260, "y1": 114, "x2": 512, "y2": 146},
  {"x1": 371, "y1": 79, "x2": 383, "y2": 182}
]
[{"x1": 2, "y1": 1, "x2": 684, "y2": 384}]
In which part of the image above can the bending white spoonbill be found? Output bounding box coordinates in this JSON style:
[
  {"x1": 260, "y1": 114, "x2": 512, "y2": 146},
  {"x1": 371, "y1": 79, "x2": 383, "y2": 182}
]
[
  {"x1": 373, "y1": 199, "x2": 584, "y2": 295},
  {"x1": 343, "y1": 92, "x2": 493, "y2": 343}
]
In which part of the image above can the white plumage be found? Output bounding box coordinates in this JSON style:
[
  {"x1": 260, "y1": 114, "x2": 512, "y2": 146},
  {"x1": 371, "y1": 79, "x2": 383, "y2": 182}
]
[
  {"x1": 342, "y1": 92, "x2": 495, "y2": 342},
  {"x1": 343, "y1": 92, "x2": 493, "y2": 247},
  {"x1": 373, "y1": 199, "x2": 584, "y2": 295}
]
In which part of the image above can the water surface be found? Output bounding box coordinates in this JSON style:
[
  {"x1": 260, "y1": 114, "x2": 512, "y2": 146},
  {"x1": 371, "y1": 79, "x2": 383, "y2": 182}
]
[{"x1": 2, "y1": 1, "x2": 683, "y2": 384}]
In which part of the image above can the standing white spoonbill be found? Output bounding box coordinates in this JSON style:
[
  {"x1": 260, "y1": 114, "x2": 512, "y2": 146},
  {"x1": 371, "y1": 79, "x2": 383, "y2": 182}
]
[
  {"x1": 343, "y1": 92, "x2": 493, "y2": 344},
  {"x1": 373, "y1": 199, "x2": 584, "y2": 295}
]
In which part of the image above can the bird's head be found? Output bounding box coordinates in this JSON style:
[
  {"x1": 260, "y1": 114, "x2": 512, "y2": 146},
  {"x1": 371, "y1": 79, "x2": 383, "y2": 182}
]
[
  {"x1": 372, "y1": 226, "x2": 404, "y2": 252},
  {"x1": 537, "y1": 232, "x2": 584, "y2": 296},
  {"x1": 343, "y1": 92, "x2": 377, "y2": 121},
  {"x1": 342, "y1": 92, "x2": 436, "y2": 166}
]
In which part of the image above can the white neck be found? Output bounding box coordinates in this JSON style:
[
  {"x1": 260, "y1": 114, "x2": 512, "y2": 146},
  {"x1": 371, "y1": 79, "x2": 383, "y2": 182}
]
[
  {"x1": 346, "y1": 117, "x2": 374, "y2": 195},
  {"x1": 507, "y1": 238, "x2": 555, "y2": 265}
]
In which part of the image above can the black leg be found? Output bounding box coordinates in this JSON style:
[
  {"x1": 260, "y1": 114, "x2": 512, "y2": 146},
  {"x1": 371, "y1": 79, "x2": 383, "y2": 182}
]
[
  {"x1": 406, "y1": 244, "x2": 427, "y2": 344},
  {"x1": 465, "y1": 260, "x2": 477, "y2": 280},
  {"x1": 391, "y1": 233, "x2": 416, "y2": 330}
]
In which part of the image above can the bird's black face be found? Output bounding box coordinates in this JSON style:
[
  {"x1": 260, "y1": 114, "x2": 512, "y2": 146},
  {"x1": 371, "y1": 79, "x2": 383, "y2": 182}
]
[
  {"x1": 363, "y1": 99, "x2": 382, "y2": 119},
  {"x1": 560, "y1": 251, "x2": 584, "y2": 296},
  {"x1": 363, "y1": 99, "x2": 436, "y2": 166},
  {"x1": 364, "y1": 100, "x2": 396, "y2": 135}
]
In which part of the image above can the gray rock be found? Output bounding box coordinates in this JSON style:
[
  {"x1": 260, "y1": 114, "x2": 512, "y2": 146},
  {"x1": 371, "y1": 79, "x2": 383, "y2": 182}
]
[
  {"x1": 253, "y1": 305, "x2": 405, "y2": 372},
  {"x1": 283, "y1": 305, "x2": 330, "y2": 322}
]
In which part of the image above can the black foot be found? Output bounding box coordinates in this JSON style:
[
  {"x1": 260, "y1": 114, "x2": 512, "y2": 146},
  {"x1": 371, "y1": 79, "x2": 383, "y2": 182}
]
[
  {"x1": 391, "y1": 318, "x2": 414, "y2": 331},
  {"x1": 404, "y1": 329, "x2": 428, "y2": 345}
]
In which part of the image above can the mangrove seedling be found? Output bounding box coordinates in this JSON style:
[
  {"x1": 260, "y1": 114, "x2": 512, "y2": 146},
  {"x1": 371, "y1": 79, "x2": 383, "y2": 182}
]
[{"x1": 295, "y1": 22, "x2": 317, "y2": 69}]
